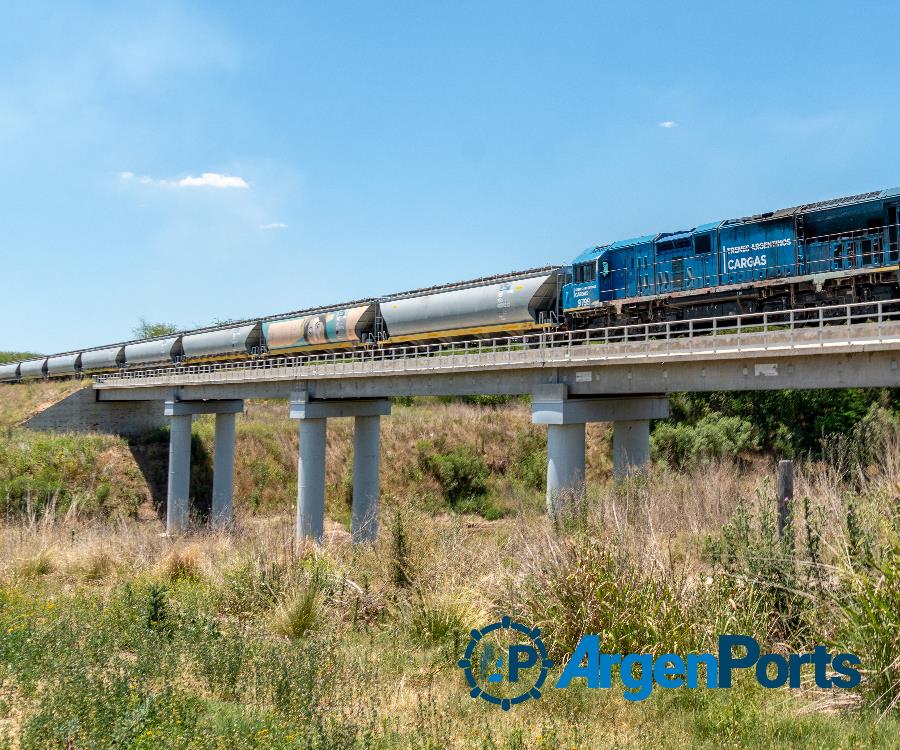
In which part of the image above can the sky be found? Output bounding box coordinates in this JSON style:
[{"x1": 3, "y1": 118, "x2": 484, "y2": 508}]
[{"x1": 3, "y1": 0, "x2": 900, "y2": 354}]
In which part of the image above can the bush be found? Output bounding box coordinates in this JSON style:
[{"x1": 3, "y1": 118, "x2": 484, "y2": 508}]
[
  {"x1": 668, "y1": 388, "x2": 900, "y2": 457},
  {"x1": 0, "y1": 433, "x2": 140, "y2": 518},
  {"x1": 704, "y1": 490, "x2": 813, "y2": 645},
  {"x1": 409, "y1": 594, "x2": 470, "y2": 653},
  {"x1": 651, "y1": 412, "x2": 758, "y2": 467},
  {"x1": 416, "y1": 437, "x2": 489, "y2": 509},
  {"x1": 832, "y1": 534, "x2": 900, "y2": 712},
  {"x1": 272, "y1": 584, "x2": 323, "y2": 640},
  {"x1": 516, "y1": 536, "x2": 696, "y2": 659},
  {"x1": 512, "y1": 429, "x2": 546, "y2": 491}
]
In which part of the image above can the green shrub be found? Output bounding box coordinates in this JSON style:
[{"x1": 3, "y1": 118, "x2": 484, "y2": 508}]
[
  {"x1": 668, "y1": 388, "x2": 900, "y2": 457},
  {"x1": 651, "y1": 412, "x2": 758, "y2": 467},
  {"x1": 832, "y1": 534, "x2": 900, "y2": 712},
  {"x1": 272, "y1": 587, "x2": 322, "y2": 640},
  {"x1": 218, "y1": 558, "x2": 300, "y2": 616},
  {"x1": 704, "y1": 489, "x2": 813, "y2": 645},
  {"x1": 17, "y1": 550, "x2": 55, "y2": 578},
  {"x1": 518, "y1": 537, "x2": 696, "y2": 659},
  {"x1": 409, "y1": 596, "x2": 469, "y2": 653},
  {"x1": 271, "y1": 566, "x2": 327, "y2": 640},
  {"x1": 145, "y1": 582, "x2": 171, "y2": 634},
  {"x1": 416, "y1": 437, "x2": 489, "y2": 509},
  {"x1": 513, "y1": 429, "x2": 546, "y2": 490},
  {"x1": 0, "y1": 433, "x2": 137, "y2": 518}
]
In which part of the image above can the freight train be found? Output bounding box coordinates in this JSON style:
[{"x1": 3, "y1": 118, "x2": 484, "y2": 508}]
[{"x1": 2, "y1": 187, "x2": 899, "y2": 382}]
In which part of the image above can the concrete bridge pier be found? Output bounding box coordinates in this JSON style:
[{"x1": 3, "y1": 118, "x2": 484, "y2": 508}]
[
  {"x1": 290, "y1": 393, "x2": 391, "y2": 544},
  {"x1": 532, "y1": 385, "x2": 668, "y2": 517},
  {"x1": 296, "y1": 417, "x2": 327, "y2": 541},
  {"x1": 545, "y1": 422, "x2": 586, "y2": 515},
  {"x1": 212, "y1": 411, "x2": 238, "y2": 526},
  {"x1": 166, "y1": 413, "x2": 193, "y2": 534},
  {"x1": 352, "y1": 415, "x2": 382, "y2": 543},
  {"x1": 163, "y1": 400, "x2": 244, "y2": 534},
  {"x1": 612, "y1": 419, "x2": 651, "y2": 478}
]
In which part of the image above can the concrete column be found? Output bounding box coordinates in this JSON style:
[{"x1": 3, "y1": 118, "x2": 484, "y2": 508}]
[
  {"x1": 352, "y1": 415, "x2": 381, "y2": 543},
  {"x1": 211, "y1": 412, "x2": 236, "y2": 527},
  {"x1": 612, "y1": 419, "x2": 650, "y2": 478},
  {"x1": 166, "y1": 414, "x2": 193, "y2": 534},
  {"x1": 546, "y1": 422, "x2": 586, "y2": 516},
  {"x1": 297, "y1": 417, "x2": 327, "y2": 542}
]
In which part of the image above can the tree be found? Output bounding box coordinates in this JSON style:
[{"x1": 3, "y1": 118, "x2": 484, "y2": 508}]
[{"x1": 132, "y1": 318, "x2": 178, "y2": 339}]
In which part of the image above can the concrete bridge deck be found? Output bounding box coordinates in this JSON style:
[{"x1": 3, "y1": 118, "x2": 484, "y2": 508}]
[
  {"x1": 93, "y1": 301, "x2": 900, "y2": 399},
  {"x1": 21, "y1": 300, "x2": 900, "y2": 543}
]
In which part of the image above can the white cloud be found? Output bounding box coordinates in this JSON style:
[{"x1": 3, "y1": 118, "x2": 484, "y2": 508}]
[
  {"x1": 175, "y1": 172, "x2": 249, "y2": 189},
  {"x1": 659, "y1": 120, "x2": 678, "y2": 129},
  {"x1": 119, "y1": 171, "x2": 250, "y2": 189},
  {"x1": 259, "y1": 222, "x2": 287, "y2": 230}
]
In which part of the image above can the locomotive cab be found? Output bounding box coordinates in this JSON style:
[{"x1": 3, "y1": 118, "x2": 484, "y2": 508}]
[{"x1": 562, "y1": 247, "x2": 604, "y2": 311}]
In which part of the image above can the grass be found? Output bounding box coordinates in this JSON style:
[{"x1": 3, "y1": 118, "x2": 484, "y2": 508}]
[
  {"x1": 0, "y1": 352, "x2": 40, "y2": 365},
  {"x1": 0, "y1": 497, "x2": 896, "y2": 749},
  {"x1": 0, "y1": 383, "x2": 897, "y2": 747}
]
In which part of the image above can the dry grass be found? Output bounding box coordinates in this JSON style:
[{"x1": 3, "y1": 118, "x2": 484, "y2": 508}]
[
  {"x1": 0, "y1": 380, "x2": 85, "y2": 428},
  {"x1": 0, "y1": 452, "x2": 898, "y2": 748},
  {"x1": 0, "y1": 386, "x2": 897, "y2": 746}
]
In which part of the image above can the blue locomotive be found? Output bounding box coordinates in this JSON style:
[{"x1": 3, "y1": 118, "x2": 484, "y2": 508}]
[
  {"x1": 562, "y1": 188, "x2": 900, "y2": 323},
  {"x1": 2, "y1": 187, "x2": 899, "y2": 382}
]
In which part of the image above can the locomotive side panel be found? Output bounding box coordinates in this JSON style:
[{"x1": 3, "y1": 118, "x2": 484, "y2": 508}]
[{"x1": 718, "y1": 219, "x2": 796, "y2": 285}]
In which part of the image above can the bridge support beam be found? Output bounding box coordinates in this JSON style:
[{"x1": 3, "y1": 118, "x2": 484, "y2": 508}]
[
  {"x1": 532, "y1": 385, "x2": 668, "y2": 517},
  {"x1": 290, "y1": 394, "x2": 391, "y2": 544},
  {"x1": 163, "y1": 400, "x2": 244, "y2": 534}
]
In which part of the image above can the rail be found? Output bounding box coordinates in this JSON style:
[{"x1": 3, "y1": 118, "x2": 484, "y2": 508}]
[{"x1": 94, "y1": 299, "x2": 900, "y2": 386}]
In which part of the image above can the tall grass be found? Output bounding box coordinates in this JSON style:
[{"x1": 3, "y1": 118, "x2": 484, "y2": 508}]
[{"x1": 0, "y1": 390, "x2": 898, "y2": 746}]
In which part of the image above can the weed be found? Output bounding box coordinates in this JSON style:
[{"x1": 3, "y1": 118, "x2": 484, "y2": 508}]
[
  {"x1": 17, "y1": 549, "x2": 55, "y2": 578},
  {"x1": 390, "y1": 508, "x2": 412, "y2": 589}
]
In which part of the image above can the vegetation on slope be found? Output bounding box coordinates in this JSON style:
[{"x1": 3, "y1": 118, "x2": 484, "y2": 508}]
[{"x1": 0, "y1": 352, "x2": 39, "y2": 364}]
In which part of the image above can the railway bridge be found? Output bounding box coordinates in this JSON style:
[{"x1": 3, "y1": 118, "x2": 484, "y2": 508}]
[{"x1": 21, "y1": 301, "x2": 900, "y2": 543}]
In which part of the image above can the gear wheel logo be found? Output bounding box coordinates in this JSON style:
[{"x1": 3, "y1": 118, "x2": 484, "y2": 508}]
[{"x1": 457, "y1": 615, "x2": 554, "y2": 710}]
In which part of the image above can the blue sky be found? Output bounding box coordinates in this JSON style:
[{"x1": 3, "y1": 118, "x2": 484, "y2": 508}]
[{"x1": 3, "y1": 1, "x2": 900, "y2": 353}]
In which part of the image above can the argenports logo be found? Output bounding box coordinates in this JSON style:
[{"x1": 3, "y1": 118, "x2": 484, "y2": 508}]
[
  {"x1": 459, "y1": 617, "x2": 862, "y2": 708},
  {"x1": 458, "y1": 616, "x2": 554, "y2": 710}
]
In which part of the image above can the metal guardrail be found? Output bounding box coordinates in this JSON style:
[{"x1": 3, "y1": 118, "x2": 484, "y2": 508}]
[{"x1": 94, "y1": 300, "x2": 900, "y2": 387}]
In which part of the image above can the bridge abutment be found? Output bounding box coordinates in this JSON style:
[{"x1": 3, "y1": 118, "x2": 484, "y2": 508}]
[
  {"x1": 163, "y1": 400, "x2": 243, "y2": 534},
  {"x1": 532, "y1": 385, "x2": 668, "y2": 516},
  {"x1": 290, "y1": 393, "x2": 390, "y2": 544}
]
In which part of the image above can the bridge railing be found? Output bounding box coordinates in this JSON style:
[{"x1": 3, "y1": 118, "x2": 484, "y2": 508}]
[{"x1": 94, "y1": 299, "x2": 900, "y2": 384}]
